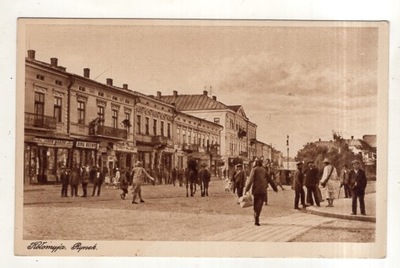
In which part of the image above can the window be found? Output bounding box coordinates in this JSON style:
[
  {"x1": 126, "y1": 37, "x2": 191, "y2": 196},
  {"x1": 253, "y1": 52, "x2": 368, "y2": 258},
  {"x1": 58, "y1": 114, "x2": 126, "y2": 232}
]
[
  {"x1": 55, "y1": 80, "x2": 63, "y2": 86},
  {"x1": 136, "y1": 115, "x2": 141, "y2": 134},
  {"x1": 145, "y1": 117, "x2": 149, "y2": 135},
  {"x1": 177, "y1": 128, "x2": 180, "y2": 144},
  {"x1": 188, "y1": 129, "x2": 191, "y2": 144},
  {"x1": 160, "y1": 121, "x2": 165, "y2": 137},
  {"x1": 97, "y1": 106, "x2": 105, "y2": 125},
  {"x1": 77, "y1": 101, "x2": 85, "y2": 124},
  {"x1": 182, "y1": 129, "x2": 186, "y2": 144},
  {"x1": 198, "y1": 133, "x2": 201, "y2": 145},
  {"x1": 193, "y1": 131, "x2": 196, "y2": 144},
  {"x1": 167, "y1": 123, "x2": 171, "y2": 139},
  {"x1": 125, "y1": 113, "x2": 130, "y2": 132},
  {"x1": 54, "y1": 97, "x2": 62, "y2": 123},
  {"x1": 112, "y1": 96, "x2": 118, "y2": 101},
  {"x1": 153, "y1": 119, "x2": 157, "y2": 136},
  {"x1": 214, "y1": 117, "x2": 220, "y2": 124},
  {"x1": 98, "y1": 92, "x2": 104, "y2": 97},
  {"x1": 36, "y1": 74, "x2": 45, "y2": 80},
  {"x1": 112, "y1": 110, "x2": 118, "y2": 129},
  {"x1": 34, "y1": 92, "x2": 45, "y2": 116},
  {"x1": 79, "y1": 86, "x2": 86, "y2": 92}
]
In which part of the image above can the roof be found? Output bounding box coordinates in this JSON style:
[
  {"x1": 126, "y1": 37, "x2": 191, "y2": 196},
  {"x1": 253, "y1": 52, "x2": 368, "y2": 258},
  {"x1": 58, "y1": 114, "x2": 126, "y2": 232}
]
[
  {"x1": 363, "y1": 135, "x2": 377, "y2": 148},
  {"x1": 159, "y1": 94, "x2": 227, "y2": 111},
  {"x1": 227, "y1": 105, "x2": 241, "y2": 112},
  {"x1": 346, "y1": 139, "x2": 373, "y2": 151}
]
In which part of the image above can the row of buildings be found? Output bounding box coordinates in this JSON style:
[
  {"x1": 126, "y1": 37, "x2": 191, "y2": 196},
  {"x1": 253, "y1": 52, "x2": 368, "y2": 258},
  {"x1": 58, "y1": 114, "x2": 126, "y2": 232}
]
[{"x1": 23, "y1": 50, "x2": 282, "y2": 184}]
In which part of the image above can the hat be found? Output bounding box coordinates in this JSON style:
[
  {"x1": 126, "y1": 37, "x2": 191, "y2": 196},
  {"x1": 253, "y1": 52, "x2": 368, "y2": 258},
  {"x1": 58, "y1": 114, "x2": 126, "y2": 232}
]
[
  {"x1": 322, "y1": 158, "x2": 330, "y2": 163},
  {"x1": 236, "y1": 164, "x2": 243, "y2": 168},
  {"x1": 352, "y1": 159, "x2": 360, "y2": 164},
  {"x1": 135, "y1": 161, "x2": 143, "y2": 167},
  {"x1": 296, "y1": 161, "x2": 303, "y2": 166}
]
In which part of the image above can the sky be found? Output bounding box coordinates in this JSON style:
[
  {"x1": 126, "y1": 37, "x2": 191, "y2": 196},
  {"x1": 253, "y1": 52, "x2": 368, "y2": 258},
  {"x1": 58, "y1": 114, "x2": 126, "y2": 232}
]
[{"x1": 24, "y1": 20, "x2": 380, "y2": 155}]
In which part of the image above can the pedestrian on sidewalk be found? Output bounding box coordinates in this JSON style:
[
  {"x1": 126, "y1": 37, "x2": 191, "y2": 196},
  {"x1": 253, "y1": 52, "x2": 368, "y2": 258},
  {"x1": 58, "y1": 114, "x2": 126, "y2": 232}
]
[
  {"x1": 292, "y1": 161, "x2": 308, "y2": 209},
  {"x1": 131, "y1": 161, "x2": 155, "y2": 204},
  {"x1": 245, "y1": 159, "x2": 278, "y2": 226},
  {"x1": 262, "y1": 159, "x2": 272, "y2": 206},
  {"x1": 113, "y1": 168, "x2": 121, "y2": 189},
  {"x1": 79, "y1": 165, "x2": 89, "y2": 197},
  {"x1": 171, "y1": 166, "x2": 178, "y2": 186},
  {"x1": 320, "y1": 158, "x2": 339, "y2": 207},
  {"x1": 305, "y1": 161, "x2": 320, "y2": 207},
  {"x1": 69, "y1": 166, "x2": 80, "y2": 197},
  {"x1": 340, "y1": 164, "x2": 351, "y2": 198},
  {"x1": 233, "y1": 164, "x2": 246, "y2": 200},
  {"x1": 60, "y1": 166, "x2": 70, "y2": 197},
  {"x1": 349, "y1": 160, "x2": 367, "y2": 215}
]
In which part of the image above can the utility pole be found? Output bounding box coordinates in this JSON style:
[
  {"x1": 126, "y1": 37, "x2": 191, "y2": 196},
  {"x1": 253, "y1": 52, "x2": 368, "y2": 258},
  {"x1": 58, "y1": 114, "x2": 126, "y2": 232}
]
[{"x1": 286, "y1": 135, "x2": 289, "y2": 169}]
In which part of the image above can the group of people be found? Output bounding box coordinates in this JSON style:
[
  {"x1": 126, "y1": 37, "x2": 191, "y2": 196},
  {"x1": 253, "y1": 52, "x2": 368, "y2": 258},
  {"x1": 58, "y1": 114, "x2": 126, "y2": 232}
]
[{"x1": 293, "y1": 158, "x2": 368, "y2": 216}]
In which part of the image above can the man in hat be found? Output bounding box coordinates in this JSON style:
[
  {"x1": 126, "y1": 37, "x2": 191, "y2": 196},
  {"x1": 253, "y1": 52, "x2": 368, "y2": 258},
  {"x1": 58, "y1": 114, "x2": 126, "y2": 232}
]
[
  {"x1": 60, "y1": 166, "x2": 70, "y2": 197},
  {"x1": 304, "y1": 161, "x2": 320, "y2": 206},
  {"x1": 320, "y1": 158, "x2": 339, "y2": 207},
  {"x1": 349, "y1": 159, "x2": 367, "y2": 215},
  {"x1": 233, "y1": 164, "x2": 246, "y2": 199},
  {"x1": 292, "y1": 161, "x2": 308, "y2": 209},
  {"x1": 340, "y1": 164, "x2": 351, "y2": 198}
]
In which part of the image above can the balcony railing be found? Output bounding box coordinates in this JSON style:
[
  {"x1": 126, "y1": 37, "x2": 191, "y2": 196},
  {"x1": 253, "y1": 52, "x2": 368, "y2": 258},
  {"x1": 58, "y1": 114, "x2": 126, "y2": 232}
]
[
  {"x1": 152, "y1": 135, "x2": 169, "y2": 146},
  {"x1": 182, "y1": 143, "x2": 199, "y2": 152},
  {"x1": 89, "y1": 125, "x2": 127, "y2": 140},
  {"x1": 25, "y1": 113, "x2": 57, "y2": 130}
]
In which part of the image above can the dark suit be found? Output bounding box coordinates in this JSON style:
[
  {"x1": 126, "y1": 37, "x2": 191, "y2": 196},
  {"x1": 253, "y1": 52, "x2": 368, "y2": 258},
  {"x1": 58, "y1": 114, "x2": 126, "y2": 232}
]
[
  {"x1": 293, "y1": 169, "x2": 306, "y2": 209},
  {"x1": 245, "y1": 166, "x2": 277, "y2": 225},
  {"x1": 60, "y1": 170, "x2": 70, "y2": 197},
  {"x1": 79, "y1": 167, "x2": 89, "y2": 197},
  {"x1": 305, "y1": 167, "x2": 320, "y2": 206},
  {"x1": 349, "y1": 169, "x2": 367, "y2": 215},
  {"x1": 92, "y1": 169, "x2": 105, "y2": 196}
]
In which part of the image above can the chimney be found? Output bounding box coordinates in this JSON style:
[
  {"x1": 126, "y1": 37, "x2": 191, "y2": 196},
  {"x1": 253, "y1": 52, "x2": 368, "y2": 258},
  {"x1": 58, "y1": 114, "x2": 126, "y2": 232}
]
[
  {"x1": 50, "y1": 57, "x2": 58, "y2": 67},
  {"x1": 173, "y1": 90, "x2": 178, "y2": 97},
  {"x1": 157, "y1": 91, "x2": 162, "y2": 98},
  {"x1": 122, "y1": 84, "x2": 128, "y2": 89},
  {"x1": 27, "y1": 50, "x2": 35, "y2": 60},
  {"x1": 351, "y1": 136, "x2": 354, "y2": 140},
  {"x1": 83, "y1": 68, "x2": 90, "y2": 78},
  {"x1": 203, "y1": 90, "x2": 208, "y2": 96},
  {"x1": 106, "y1": 78, "x2": 113, "y2": 86},
  {"x1": 212, "y1": 96, "x2": 217, "y2": 101},
  {"x1": 171, "y1": 102, "x2": 176, "y2": 107}
]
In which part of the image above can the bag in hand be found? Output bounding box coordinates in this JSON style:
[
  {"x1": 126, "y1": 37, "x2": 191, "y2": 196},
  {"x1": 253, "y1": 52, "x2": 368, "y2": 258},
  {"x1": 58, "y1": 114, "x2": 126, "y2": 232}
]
[{"x1": 239, "y1": 193, "x2": 253, "y2": 208}]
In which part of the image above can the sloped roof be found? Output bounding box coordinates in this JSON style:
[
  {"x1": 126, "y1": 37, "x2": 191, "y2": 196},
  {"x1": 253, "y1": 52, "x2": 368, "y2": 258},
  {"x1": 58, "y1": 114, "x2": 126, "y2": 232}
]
[
  {"x1": 363, "y1": 135, "x2": 377, "y2": 148},
  {"x1": 159, "y1": 94, "x2": 227, "y2": 111},
  {"x1": 346, "y1": 139, "x2": 374, "y2": 151},
  {"x1": 227, "y1": 105, "x2": 241, "y2": 112}
]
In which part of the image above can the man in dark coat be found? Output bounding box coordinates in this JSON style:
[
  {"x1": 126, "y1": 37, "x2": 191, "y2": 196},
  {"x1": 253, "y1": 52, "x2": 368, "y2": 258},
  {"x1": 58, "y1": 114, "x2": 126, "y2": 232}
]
[
  {"x1": 340, "y1": 164, "x2": 351, "y2": 198},
  {"x1": 349, "y1": 160, "x2": 367, "y2": 215},
  {"x1": 292, "y1": 162, "x2": 308, "y2": 209},
  {"x1": 60, "y1": 166, "x2": 70, "y2": 197},
  {"x1": 92, "y1": 166, "x2": 105, "y2": 197},
  {"x1": 233, "y1": 164, "x2": 246, "y2": 198},
  {"x1": 305, "y1": 161, "x2": 320, "y2": 207},
  {"x1": 245, "y1": 160, "x2": 278, "y2": 226},
  {"x1": 79, "y1": 165, "x2": 89, "y2": 197}
]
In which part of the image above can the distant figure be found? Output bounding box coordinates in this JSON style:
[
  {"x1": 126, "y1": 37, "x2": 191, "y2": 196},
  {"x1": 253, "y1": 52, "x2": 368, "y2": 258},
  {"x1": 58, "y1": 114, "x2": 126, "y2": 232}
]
[
  {"x1": 233, "y1": 164, "x2": 246, "y2": 199},
  {"x1": 305, "y1": 161, "x2": 320, "y2": 207},
  {"x1": 171, "y1": 167, "x2": 178, "y2": 186},
  {"x1": 224, "y1": 178, "x2": 232, "y2": 193},
  {"x1": 131, "y1": 161, "x2": 155, "y2": 204},
  {"x1": 79, "y1": 165, "x2": 89, "y2": 197},
  {"x1": 320, "y1": 158, "x2": 339, "y2": 207},
  {"x1": 119, "y1": 168, "x2": 129, "y2": 200},
  {"x1": 92, "y1": 166, "x2": 105, "y2": 197},
  {"x1": 340, "y1": 164, "x2": 351, "y2": 198},
  {"x1": 114, "y1": 168, "x2": 121, "y2": 188},
  {"x1": 69, "y1": 167, "x2": 80, "y2": 197},
  {"x1": 292, "y1": 162, "x2": 308, "y2": 209},
  {"x1": 349, "y1": 160, "x2": 367, "y2": 215},
  {"x1": 60, "y1": 166, "x2": 70, "y2": 197}
]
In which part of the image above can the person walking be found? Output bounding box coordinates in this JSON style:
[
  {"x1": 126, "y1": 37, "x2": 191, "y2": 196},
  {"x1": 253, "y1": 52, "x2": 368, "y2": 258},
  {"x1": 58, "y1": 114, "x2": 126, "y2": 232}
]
[
  {"x1": 69, "y1": 167, "x2": 80, "y2": 197},
  {"x1": 244, "y1": 160, "x2": 278, "y2": 226},
  {"x1": 60, "y1": 166, "x2": 70, "y2": 197},
  {"x1": 92, "y1": 166, "x2": 104, "y2": 197},
  {"x1": 198, "y1": 163, "x2": 212, "y2": 197},
  {"x1": 305, "y1": 161, "x2": 320, "y2": 207},
  {"x1": 131, "y1": 161, "x2": 155, "y2": 204},
  {"x1": 349, "y1": 160, "x2": 367, "y2": 215},
  {"x1": 114, "y1": 167, "x2": 121, "y2": 188},
  {"x1": 320, "y1": 158, "x2": 339, "y2": 207},
  {"x1": 171, "y1": 167, "x2": 178, "y2": 186},
  {"x1": 80, "y1": 165, "x2": 89, "y2": 197},
  {"x1": 263, "y1": 159, "x2": 272, "y2": 206},
  {"x1": 233, "y1": 164, "x2": 246, "y2": 199},
  {"x1": 292, "y1": 161, "x2": 308, "y2": 209},
  {"x1": 119, "y1": 168, "x2": 129, "y2": 199},
  {"x1": 340, "y1": 164, "x2": 351, "y2": 198}
]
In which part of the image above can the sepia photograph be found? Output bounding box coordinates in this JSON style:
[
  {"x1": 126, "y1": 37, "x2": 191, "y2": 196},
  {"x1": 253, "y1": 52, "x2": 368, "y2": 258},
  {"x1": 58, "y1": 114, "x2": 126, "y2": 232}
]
[{"x1": 15, "y1": 19, "x2": 388, "y2": 258}]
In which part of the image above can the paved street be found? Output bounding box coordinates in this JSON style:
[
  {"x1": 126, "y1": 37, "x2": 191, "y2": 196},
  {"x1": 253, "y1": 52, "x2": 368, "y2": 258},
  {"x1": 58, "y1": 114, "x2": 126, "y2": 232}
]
[{"x1": 23, "y1": 179, "x2": 376, "y2": 242}]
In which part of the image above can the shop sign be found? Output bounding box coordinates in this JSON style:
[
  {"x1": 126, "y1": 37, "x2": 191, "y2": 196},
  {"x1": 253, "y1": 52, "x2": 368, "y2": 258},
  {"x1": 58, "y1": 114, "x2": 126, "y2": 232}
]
[
  {"x1": 34, "y1": 138, "x2": 73, "y2": 148},
  {"x1": 114, "y1": 143, "x2": 137, "y2": 153},
  {"x1": 76, "y1": 141, "x2": 98, "y2": 149},
  {"x1": 163, "y1": 147, "x2": 175, "y2": 153},
  {"x1": 98, "y1": 147, "x2": 107, "y2": 153}
]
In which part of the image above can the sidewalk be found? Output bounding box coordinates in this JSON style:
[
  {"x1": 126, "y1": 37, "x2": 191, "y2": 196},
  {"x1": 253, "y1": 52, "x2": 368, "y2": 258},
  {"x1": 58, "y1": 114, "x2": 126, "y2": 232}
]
[{"x1": 304, "y1": 192, "x2": 376, "y2": 223}]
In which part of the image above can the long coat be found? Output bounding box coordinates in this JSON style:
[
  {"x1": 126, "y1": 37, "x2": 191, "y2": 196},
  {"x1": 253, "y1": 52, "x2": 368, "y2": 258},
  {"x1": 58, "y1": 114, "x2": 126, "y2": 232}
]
[
  {"x1": 304, "y1": 167, "x2": 319, "y2": 187},
  {"x1": 79, "y1": 168, "x2": 89, "y2": 184},
  {"x1": 292, "y1": 169, "x2": 304, "y2": 192},
  {"x1": 69, "y1": 169, "x2": 80, "y2": 185},
  {"x1": 245, "y1": 166, "x2": 277, "y2": 195}
]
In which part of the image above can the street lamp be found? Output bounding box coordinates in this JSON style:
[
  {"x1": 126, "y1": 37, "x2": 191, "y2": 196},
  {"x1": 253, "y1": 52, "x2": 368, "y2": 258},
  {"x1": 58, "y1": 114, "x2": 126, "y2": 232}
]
[{"x1": 286, "y1": 135, "x2": 289, "y2": 169}]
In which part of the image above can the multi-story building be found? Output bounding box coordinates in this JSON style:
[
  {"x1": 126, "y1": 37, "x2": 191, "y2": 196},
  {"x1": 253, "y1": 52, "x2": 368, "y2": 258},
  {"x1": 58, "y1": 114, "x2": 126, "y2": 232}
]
[
  {"x1": 159, "y1": 90, "x2": 257, "y2": 176},
  {"x1": 23, "y1": 50, "x2": 224, "y2": 184}
]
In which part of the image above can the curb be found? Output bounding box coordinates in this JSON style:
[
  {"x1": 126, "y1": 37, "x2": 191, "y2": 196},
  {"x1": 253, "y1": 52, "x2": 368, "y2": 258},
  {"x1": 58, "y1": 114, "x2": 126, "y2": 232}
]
[{"x1": 304, "y1": 207, "x2": 376, "y2": 223}]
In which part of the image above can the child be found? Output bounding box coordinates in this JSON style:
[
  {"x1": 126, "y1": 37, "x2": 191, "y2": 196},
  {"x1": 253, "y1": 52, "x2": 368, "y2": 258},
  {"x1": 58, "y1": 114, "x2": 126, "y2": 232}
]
[{"x1": 224, "y1": 178, "x2": 232, "y2": 193}]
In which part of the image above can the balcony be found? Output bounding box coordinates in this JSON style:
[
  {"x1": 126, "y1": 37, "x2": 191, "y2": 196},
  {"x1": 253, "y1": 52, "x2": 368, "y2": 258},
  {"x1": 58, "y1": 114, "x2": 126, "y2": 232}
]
[
  {"x1": 89, "y1": 125, "x2": 127, "y2": 140},
  {"x1": 152, "y1": 135, "x2": 168, "y2": 146},
  {"x1": 182, "y1": 143, "x2": 199, "y2": 153},
  {"x1": 25, "y1": 113, "x2": 57, "y2": 130}
]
